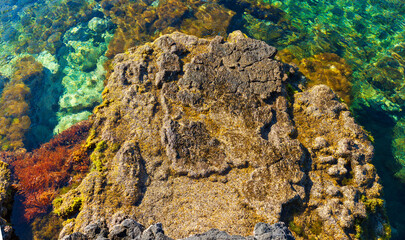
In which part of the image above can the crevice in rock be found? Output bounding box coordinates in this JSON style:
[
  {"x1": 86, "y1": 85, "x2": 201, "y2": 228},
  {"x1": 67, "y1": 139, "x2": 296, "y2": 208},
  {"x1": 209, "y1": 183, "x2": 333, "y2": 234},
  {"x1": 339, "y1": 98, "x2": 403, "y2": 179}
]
[
  {"x1": 135, "y1": 143, "x2": 149, "y2": 206},
  {"x1": 279, "y1": 196, "x2": 304, "y2": 224},
  {"x1": 259, "y1": 109, "x2": 277, "y2": 140}
]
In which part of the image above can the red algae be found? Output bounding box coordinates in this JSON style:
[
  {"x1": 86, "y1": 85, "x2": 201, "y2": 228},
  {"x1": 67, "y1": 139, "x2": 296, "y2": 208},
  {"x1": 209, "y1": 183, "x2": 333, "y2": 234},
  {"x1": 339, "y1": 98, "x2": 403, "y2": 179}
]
[{"x1": 3, "y1": 120, "x2": 92, "y2": 222}]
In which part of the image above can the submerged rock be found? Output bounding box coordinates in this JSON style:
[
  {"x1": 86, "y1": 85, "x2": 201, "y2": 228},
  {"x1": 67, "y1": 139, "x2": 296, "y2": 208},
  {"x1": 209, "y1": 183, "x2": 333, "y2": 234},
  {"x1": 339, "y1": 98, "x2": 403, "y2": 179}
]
[
  {"x1": 56, "y1": 32, "x2": 389, "y2": 240},
  {"x1": 54, "y1": 16, "x2": 115, "y2": 134}
]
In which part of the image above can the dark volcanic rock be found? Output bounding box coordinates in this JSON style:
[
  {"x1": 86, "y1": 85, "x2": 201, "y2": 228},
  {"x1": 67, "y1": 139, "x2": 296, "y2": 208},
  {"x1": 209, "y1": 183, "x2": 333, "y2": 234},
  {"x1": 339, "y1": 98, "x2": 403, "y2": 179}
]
[
  {"x1": 56, "y1": 31, "x2": 389, "y2": 240},
  {"x1": 63, "y1": 220, "x2": 293, "y2": 240},
  {"x1": 253, "y1": 222, "x2": 294, "y2": 240}
]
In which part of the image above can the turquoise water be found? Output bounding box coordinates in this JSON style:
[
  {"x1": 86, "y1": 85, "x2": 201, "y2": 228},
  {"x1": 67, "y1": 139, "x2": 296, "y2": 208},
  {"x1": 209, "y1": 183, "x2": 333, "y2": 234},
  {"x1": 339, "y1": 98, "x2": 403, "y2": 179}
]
[{"x1": 1, "y1": 0, "x2": 405, "y2": 239}]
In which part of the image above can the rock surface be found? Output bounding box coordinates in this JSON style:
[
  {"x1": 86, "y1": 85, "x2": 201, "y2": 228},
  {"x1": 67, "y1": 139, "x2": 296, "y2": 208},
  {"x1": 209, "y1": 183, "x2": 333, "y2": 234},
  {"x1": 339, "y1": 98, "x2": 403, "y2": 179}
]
[
  {"x1": 0, "y1": 155, "x2": 16, "y2": 240},
  {"x1": 62, "y1": 219, "x2": 294, "y2": 240},
  {"x1": 56, "y1": 32, "x2": 389, "y2": 240}
]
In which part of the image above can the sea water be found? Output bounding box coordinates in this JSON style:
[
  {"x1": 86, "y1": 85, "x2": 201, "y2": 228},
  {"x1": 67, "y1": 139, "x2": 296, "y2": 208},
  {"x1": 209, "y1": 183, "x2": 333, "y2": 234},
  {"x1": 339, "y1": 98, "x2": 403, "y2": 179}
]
[{"x1": 0, "y1": 0, "x2": 404, "y2": 239}]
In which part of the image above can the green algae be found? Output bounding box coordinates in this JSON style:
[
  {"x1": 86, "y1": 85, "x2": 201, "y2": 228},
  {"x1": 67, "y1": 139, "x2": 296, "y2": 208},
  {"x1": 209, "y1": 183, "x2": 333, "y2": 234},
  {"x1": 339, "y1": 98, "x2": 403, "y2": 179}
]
[
  {"x1": 53, "y1": 196, "x2": 83, "y2": 218},
  {"x1": 90, "y1": 140, "x2": 108, "y2": 172},
  {"x1": 289, "y1": 220, "x2": 304, "y2": 237}
]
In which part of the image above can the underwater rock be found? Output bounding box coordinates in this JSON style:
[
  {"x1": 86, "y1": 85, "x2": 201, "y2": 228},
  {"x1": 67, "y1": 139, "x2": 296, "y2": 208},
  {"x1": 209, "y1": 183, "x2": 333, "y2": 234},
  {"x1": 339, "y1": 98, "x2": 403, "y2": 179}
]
[
  {"x1": 392, "y1": 117, "x2": 405, "y2": 180},
  {"x1": 55, "y1": 32, "x2": 389, "y2": 240},
  {"x1": 102, "y1": 0, "x2": 235, "y2": 61},
  {"x1": 277, "y1": 50, "x2": 353, "y2": 105},
  {"x1": 356, "y1": 42, "x2": 405, "y2": 115},
  {"x1": 0, "y1": 55, "x2": 45, "y2": 151},
  {"x1": 37, "y1": 51, "x2": 60, "y2": 74},
  {"x1": 87, "y1": 17, "x2": 113, "y2": 34},
  {"x1": 55, "y1": 111, "x2": 93, "y2": 135},
  {"x1": 355, "y1": 42, "x2": 405, "y2": 183},
  {"x1": 11, "y1": 0, "x2": 97, "y2": 55},
  {"x1": 54, "y1": 17, "x2": 114, "y2": 134},
  {"x1": 0, "y1": 4, "x2": 116, "y2": 143},
  {"x1": 233, "y1": 0, "x2": 405, "y2": 66},
  {"x1": 179, "y1": 3, "x2": 235, "y2": 37},
  {"x1": 12, "y1": 55, "x2": 44, "y2": 83}
]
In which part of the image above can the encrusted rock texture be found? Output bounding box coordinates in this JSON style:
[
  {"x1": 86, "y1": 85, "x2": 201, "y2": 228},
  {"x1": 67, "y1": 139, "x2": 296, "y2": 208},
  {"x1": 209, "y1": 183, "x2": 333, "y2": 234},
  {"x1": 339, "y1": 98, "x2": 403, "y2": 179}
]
[
  {"x1": 57, "y1": 31, "x2": 389, "y2": 240},
  {"x1": 62, "y1": 218, "x2": 294, "y2": 240},
  {"x1": 0, "y1": 156, "x2": 16, "y2": 240}
]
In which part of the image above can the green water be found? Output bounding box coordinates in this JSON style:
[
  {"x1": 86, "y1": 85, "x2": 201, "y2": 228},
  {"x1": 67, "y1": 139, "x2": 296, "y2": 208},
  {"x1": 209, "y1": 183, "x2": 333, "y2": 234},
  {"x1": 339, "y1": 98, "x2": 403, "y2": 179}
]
[{"x1": 1, "y1": 0, "x2": 405, "y2": 239}]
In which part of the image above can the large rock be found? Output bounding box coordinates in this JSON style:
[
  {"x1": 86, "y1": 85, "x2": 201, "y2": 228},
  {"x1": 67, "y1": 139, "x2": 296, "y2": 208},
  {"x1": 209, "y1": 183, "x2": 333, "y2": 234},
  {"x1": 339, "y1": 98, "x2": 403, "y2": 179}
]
[{"x1": 57, "y1": 32, "x2": 389, "y2": 239}]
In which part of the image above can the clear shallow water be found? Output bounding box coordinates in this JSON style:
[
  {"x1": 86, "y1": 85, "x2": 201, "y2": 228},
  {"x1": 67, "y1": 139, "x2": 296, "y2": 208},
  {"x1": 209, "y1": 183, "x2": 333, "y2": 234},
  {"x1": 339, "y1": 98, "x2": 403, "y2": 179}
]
[{"x1": 1, "y1": 0, "x2": 405, "y2": 239}]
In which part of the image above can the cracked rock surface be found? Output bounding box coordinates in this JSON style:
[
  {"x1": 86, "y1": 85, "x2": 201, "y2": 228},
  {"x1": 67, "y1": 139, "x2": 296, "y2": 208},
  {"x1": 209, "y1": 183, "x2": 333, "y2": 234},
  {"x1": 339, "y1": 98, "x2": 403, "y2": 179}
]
[{"x1": 57, "y1": 31, "x2": 389, "y2": 240}]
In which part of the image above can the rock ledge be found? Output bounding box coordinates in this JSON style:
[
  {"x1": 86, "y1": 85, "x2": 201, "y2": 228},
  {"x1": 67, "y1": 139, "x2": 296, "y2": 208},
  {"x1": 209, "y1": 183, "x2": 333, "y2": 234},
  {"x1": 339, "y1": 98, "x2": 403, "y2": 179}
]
[{"x1": 62, "y1": 220, "x2": 294, "y2": 240}]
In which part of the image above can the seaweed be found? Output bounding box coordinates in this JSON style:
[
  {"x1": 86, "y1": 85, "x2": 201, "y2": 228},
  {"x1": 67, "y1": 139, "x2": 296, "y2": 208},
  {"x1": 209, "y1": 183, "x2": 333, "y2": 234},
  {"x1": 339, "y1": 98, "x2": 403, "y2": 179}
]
[{"x1": 9, "y1": 120, "x2": 91, "y2": 222}]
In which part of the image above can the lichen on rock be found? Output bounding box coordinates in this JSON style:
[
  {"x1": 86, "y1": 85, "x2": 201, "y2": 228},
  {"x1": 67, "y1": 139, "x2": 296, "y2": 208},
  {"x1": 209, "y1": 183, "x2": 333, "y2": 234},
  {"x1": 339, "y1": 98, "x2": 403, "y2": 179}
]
[
  {"x1": 292, "y1": 85, "x2": 388, "y2": 239},
  {"x1": 56, "y1": 31, "x2": 389, "y2": 240}
]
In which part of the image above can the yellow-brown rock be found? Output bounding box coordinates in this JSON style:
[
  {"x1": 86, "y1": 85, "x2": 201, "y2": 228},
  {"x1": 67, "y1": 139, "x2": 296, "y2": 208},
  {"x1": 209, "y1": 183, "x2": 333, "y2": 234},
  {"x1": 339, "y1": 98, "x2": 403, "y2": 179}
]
[
  {"x1": 0, "y1": 155, "x2": 17, "y2": 239},
  {"x1": 57, "y1": 32, "x2": 388, "y2": 240}
]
